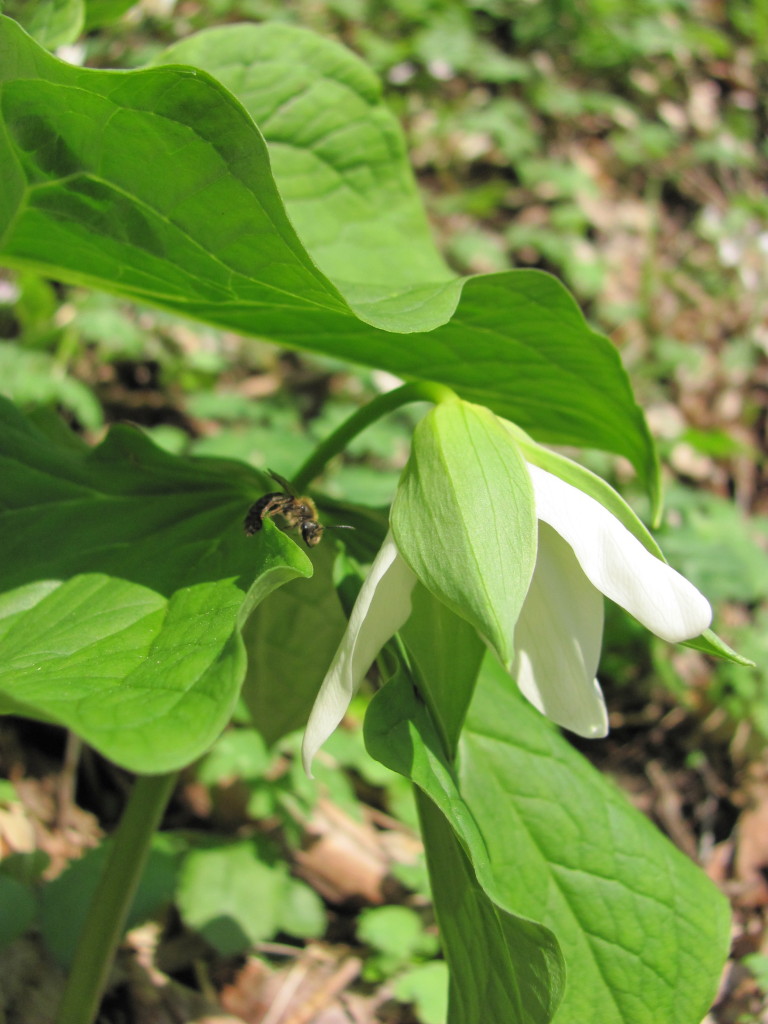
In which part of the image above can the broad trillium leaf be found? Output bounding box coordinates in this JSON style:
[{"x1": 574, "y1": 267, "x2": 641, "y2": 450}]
[
  {"x1": 458, "y1": 656, "x2": 731, "y2": 1024},
  {"x1": 0, "y1": 397, "x2": 312, "y2": 771},
  {"x1": 0, "y1": 15, "x2": 659, "y2": 506}
]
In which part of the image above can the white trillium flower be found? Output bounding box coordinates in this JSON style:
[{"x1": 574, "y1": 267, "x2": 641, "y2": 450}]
[{"x1": 301, "y1": 463, "x2": 712, "y2": 774}]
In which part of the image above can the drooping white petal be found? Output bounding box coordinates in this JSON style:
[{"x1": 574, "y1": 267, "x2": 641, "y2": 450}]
[
  {"x1": 527, "y1": 464, "x2": 712, "y2": 643},
  {"x1": 513, "y1": 523, "x2": 609, "y2": 738},
  {"x1": 302, "y1": 532, "x2": 417, "y2": 774}
]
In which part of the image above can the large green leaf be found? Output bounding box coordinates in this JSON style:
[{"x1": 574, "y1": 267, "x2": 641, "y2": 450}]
[
  {"x1": 156, "y1": 24, "x2": 455, "y2": 305},
  {"x1": 4, "y1": 0, "x2": 84, "y2": 49},
  {"x1": 0, "y1": 397, "x2": 312, "y2": 771},
  {"x1": 366, "y1": 655, "x2": 729, "y2": 1024},
  {"x1": 460, "y1": 657, "x2": 731, "y2": 1024},
  {"x1": 0, "y1": 16, "x2": 659, "y2": 505}
]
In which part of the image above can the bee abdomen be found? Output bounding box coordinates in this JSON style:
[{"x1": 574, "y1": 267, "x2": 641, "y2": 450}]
[{"x1": 243, "y1": 492, "x2": 283, "y2": 536}]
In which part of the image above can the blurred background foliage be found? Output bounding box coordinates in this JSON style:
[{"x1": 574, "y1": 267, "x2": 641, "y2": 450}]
[{"x1": 1, "y1": 0, "x2": 767, "y2": 1020}]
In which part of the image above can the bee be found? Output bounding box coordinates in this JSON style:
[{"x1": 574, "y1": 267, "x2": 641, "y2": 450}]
[{"x1": 244, "y1": 471, "x2": 352, "y2": 548}]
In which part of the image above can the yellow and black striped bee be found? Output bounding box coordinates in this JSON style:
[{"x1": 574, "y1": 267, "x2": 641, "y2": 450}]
[{"x1": 244, "y1": 471, "x2": 351, "y2": 548}]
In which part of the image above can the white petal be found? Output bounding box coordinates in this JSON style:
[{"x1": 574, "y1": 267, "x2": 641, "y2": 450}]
[
  {"x1": 513, "y1": 523, "x2": 609, "y2": 738},
  {"x1": 301, "y1": 532, "x2": 417, "y2": 775},
  {"x1": 527, "y1": 464, "x2": 712, "y2": 643}
]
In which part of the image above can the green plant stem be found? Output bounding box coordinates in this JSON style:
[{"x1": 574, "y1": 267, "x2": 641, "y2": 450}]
[
  {"x1": 56, "y1": 770, "x2": 179, "y2": 1024},
  {"x1": 293, "y1": 381, "x2": 457, "y2": 492}
]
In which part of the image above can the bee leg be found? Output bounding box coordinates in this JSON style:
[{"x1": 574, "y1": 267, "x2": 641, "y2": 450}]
[{"x1": 243, "y1": 493, "x2": 284, "y2": 536}]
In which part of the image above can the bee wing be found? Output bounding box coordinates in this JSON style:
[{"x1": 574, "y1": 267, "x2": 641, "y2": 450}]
[{"x1": 267, "y1": 469, "x2": 295, "y2": 495}]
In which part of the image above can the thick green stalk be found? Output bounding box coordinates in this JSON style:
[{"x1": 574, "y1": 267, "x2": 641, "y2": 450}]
[
  {"x1": 56, "y1": 771, "x2": 179, "y2": 1024},
  {"x1": 292, "y1": 381, "x2": 456, "y2": 492}
]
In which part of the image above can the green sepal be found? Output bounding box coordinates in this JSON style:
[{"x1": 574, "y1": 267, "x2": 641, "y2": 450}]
[
  {"x1": 391, "y1": 400, "x2": 537, "y2": 668},
  {"x1": 683, "y1": 628, "x2": 755, "y2": 665}
]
